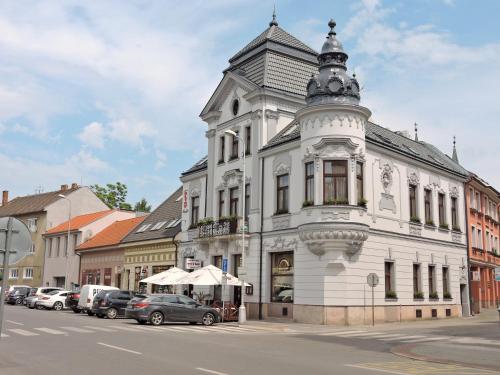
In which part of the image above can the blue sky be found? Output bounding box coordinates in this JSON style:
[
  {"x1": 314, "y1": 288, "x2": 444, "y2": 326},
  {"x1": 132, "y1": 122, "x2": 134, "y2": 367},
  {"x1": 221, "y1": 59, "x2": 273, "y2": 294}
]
[{"x1": 1, "y1": 0, "x2": 499, "y2": 208}]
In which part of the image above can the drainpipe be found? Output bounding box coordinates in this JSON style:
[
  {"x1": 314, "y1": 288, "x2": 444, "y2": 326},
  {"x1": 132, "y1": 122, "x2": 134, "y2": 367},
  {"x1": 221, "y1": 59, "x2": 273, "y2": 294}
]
[
  {"x1": 258, "y1": 156, "x2": 265, "y2": 320},
  {"x1": 174, "y1": 239, "x2": 179, "y2": 268}
]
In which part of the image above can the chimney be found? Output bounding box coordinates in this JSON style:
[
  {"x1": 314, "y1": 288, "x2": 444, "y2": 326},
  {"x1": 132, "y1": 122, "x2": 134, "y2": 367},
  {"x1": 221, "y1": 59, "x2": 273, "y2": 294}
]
[
  {"x1": 2, "y1": 191, "x2": 8, "y2": 206},
  {"x1": 71, "y1": 183, "x2": 78, "y2": 189},
  {"x1": 60, "y1": 184, "x2": 68, "y2": 191}
]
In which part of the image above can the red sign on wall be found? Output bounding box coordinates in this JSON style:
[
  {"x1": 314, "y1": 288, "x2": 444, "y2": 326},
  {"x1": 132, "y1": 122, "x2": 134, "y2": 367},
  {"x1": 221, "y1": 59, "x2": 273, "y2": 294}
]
[{"x1": 183, "y1": 190, "x2": 188, "y2": 209}]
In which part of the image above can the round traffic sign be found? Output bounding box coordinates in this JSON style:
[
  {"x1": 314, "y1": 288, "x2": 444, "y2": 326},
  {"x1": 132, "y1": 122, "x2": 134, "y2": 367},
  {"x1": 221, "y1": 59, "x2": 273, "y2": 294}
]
[
  {"x1": 367, "y1": 273, "x2": 379, "y2": 287},
  {"x1": 0, "y1": 217, "x2": 32, "y2": 264}
]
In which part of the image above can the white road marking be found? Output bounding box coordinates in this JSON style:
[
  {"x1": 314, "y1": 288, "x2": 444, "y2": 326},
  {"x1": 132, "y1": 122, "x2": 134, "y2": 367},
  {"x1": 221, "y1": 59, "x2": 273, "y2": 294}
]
[
  {"x1": 345, "y1": 364, "x2": 408, "y2": 375},
  {"x1": 34, "y1": 328, "x2": 67, "y2": 335},
  {"x1": 97, "y1": 342, "x2": 142, "y2": 355},
  {"x1": 83, "y1": 326, "x2": 117, "y2": 332},
  {"x1": 1, "y1": 333, "x2": 9, "y2": 338},
  {"x1": 60, "y1": 326, "x2": 94, "y2": 333},
  {"x1": 8, "y1": 329, "x2": 39, "y2": 336},
  {"x1": 6, "y1": 320, "x2": 24, "y2": 326},
  {"x1": 109, "y1": 325, "x2": 143, "y2": 332},
  {"x1": 380, "y1": 335, "x2": 426, "y2": 341},
  {"x1": 163, "y1": 326, "x2": 208, "y2": 333},
  {"x1": 195, "y1": 367, "x2": 229, "y2": 375},
  {"x1": 400, "y1": 336, "x2": 449, "y2": 343},
  {"x1": 340, "y1": 332, "x2": 386, "y2": 338},
  {"x1": 367, "y1": 334, "x2": 405, "y2": 339},
  {"x1": 319, "y1": 330, "x2": 362, "y2": 336}
]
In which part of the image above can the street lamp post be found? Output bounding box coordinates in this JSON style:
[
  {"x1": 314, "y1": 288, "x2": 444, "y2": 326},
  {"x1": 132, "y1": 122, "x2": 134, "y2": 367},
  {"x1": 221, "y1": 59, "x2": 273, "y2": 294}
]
[
  {"x1": 224, "y1": 129, "x2": 247, "y2": 324},
  {"x1": 58, "y1": 194, "x2": 71, "y2": 290}
]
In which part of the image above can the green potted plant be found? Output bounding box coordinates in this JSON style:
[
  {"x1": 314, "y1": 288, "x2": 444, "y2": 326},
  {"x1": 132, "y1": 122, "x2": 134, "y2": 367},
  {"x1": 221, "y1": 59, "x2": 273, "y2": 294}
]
[
  {"x1": 275, "y1": 208, "x2": 289, "y2": 215},
  {"x1": 385, "y1": 290, "x2": 397, "y2": 299},
  {"x1": 414, "y1": 291, "x2": 424, "y2": 299},
  {"x1": 443, "y1": 292, "x2": 452, "y2": 299},
  {"x1": 357, "y1": 198, "x2": 368, "y2": 208},
  {"x1": 410, "y1": 216, "x2": 421, "y2": 224},
  {"x1": 452, "y1": 225, "x2": 461, "y2": 232},
  {"x1": 335, "y1": 199, "x2": 349, "y2": 205},
  {"x1": 429, "y1": 291, "x2": 439, "y2": 299},
  {"x1": 439, "y1": 223, "x2": 449, "y2": 230},
  {"x1": 425, "y1": 220, "x2": 435, "y2": 226},
  {"x1": 302, "y1": 200, "x2": 314, "y2": 208},
  {"x1": 197, "y1": 217, "x2": 214, "y2": 226}
]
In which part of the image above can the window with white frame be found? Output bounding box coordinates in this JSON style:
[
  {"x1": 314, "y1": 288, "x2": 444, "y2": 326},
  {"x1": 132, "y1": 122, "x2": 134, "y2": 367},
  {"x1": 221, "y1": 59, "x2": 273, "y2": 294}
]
[
  {"x1": 486, "y1": 231, "x2": 490, "y2": 251},
  {"x1": 478, "y1": 229, "x2": 483, "y2": 249},
  {"x1": 9, "y1": 268, "x2": 18, "y2": 279},
  {"x1": 471, "y1": 226, "x2": 476, "y2": 247},
  {"x1": 23, "y1": 267, "x2": 33, "y2": 279},
  {"x1": 26, "y1": 218, "x2": 37, "y2": 232},
  {"x1": 29, "y1": 243, "x2": 35, "y2": 253},
  {"x1": 469, "y1": 188, "x2": 474, "y2": 208},
  {"x1": 475, "y1": 191, "x2": 480, "y2": 210}
]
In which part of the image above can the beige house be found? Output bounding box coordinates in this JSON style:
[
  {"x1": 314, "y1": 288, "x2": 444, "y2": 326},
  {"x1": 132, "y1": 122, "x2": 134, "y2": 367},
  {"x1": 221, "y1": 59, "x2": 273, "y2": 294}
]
[{"x1": 0, "y1": 184, "x2": 108, "y2": 287}]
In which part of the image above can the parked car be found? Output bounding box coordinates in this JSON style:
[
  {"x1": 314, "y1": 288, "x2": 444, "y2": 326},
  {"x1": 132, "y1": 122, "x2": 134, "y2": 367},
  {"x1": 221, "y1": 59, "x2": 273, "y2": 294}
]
[
  {"x1": 25, "y1": 287, "x2": 63, "y2": 309},
  {"x1": 6, "y1": 287, "x2": 31, "y2": 305},
  {"x1": 36, "y1": 290, "x2": 70, "y2": 311},
  {"x1": 66, "y1": 291, "x2": 81, "y2": 313},
  {"x1": 77, "y1": 285, "x2": 119, "y2": 316},
  {"x1": 125, "y1": 294, "x2": 220, "y2": 326},
  {"x1": 91, "y1": 290, "x2": 146, "y2": 319},
  {"x1": 3, "y1": 285, "x2": 30, "y2": 299}
]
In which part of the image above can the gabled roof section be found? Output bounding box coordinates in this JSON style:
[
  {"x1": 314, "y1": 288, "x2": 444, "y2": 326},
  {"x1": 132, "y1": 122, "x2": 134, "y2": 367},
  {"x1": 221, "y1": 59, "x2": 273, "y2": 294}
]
[
  {"x1": 46, "y1": 210, "x2": 115, "y2": 234},
  {"x1": 0, "y1": 187, "x2": 79, "y2": 217},
  {"x1": 77, "y1": 216, "x2": 147, "y2": 251},
  {"x1": 181, "y1": 156, "x2": 208, "y2": 177},
  {"x1": 121, "y1": 187, "x2": 182, "y2": 244}
]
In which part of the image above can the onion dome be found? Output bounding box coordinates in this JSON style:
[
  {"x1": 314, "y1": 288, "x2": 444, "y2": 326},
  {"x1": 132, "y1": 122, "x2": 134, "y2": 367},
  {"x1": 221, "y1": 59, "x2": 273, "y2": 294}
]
[{"x1": 306, "y1": 19, "x2": 360, "y2": 105}]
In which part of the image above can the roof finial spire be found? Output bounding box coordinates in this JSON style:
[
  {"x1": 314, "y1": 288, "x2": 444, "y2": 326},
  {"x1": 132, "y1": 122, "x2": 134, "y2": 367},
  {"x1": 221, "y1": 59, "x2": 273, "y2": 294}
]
[
  {"x1": 269, "y1": 3, "x2": 278, "y2": 26},
  {"x1": 414, "y1": 122, "x2": 419, "y2": 141},
  {"x1": 328, "y1": 19, "x2": 336, "y2": 36},
  {"x1": 452, "y1": 135, "x2": 459, "y2": 163}
]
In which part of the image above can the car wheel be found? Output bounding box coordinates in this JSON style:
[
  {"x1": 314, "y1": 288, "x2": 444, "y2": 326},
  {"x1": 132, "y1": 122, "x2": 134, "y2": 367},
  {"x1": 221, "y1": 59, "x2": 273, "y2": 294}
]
[
  {"x1": 106, "y1": 307, "x2": 118, "y2": 319},
  {"x1": 15, "y1": 298, "x2": 22, "y2": 305},
  {"x1": 137, "y1": 320, "x2": 147, "y2": 325},
  {"x1": 149, "y1": 311, "x2": 164, "y2": 326},
  {"x1": 53, "y1": 302, "x2": 63, "y2": 311},
  {"x1": 36, "y1": 304, "x2": 44, "y2": 310},
  {"x1": 202, "y1": 312, "x2": 215, "y2": 326},
  {"x1": 87, "y1": 311, "x2": 94, "y2": 316},
  {"x1": 72, "y1": 308, "x2": 81, "y2": 313}
]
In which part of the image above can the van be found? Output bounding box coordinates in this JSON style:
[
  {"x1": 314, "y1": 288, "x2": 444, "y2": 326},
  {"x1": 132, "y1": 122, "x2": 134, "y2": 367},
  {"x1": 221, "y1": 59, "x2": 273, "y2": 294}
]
[{"x1": 77, "y1": 285, "x2": 119, "y2": 316}]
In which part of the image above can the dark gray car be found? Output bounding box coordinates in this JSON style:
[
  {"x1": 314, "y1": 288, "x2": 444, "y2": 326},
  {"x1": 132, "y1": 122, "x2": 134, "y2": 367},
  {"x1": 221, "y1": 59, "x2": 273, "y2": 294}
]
[{"x1": 125, "y1": 294, "x2": 220, "y2": 326}]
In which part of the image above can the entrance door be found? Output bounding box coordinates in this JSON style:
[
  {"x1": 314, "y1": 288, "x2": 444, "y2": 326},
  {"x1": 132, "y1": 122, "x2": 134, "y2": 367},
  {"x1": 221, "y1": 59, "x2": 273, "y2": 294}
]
[
  {"x1": 233, "y1": 254, "x2": 242, "y2": 306},
  {"x1": 54, "y1": 277, "x2": 65, "y2": 288}
]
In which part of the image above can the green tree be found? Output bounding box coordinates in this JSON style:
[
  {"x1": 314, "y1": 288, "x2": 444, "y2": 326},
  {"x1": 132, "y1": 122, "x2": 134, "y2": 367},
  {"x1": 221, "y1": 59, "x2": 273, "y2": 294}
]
[
  {"x1": 91, "y1": 182, "x2": 129, "y2": 209},
  {"x1": 134, "y1": 198, "x2": 152, "y2": 213}
]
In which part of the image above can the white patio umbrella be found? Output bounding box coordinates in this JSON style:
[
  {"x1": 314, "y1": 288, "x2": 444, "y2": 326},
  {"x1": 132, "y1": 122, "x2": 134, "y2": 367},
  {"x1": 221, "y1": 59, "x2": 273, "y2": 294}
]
[
  {"x1": 140, "y1": 267, "x2": 189, "y2": 285},
  {"x1": 174, "y1": 264, "x2": 250, "y2": 286}
]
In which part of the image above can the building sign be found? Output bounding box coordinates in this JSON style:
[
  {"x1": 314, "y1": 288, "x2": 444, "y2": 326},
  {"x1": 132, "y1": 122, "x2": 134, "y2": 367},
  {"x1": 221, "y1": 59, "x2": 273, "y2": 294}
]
[
  {"x1": 183, "y1": 190, "x2": 188, "y2": 210},
  {"x1": 185, "y1": 258, "x2": 202, "y2": 270},
  {"x1": 495, "y1": 267, "x2": 500, "y2": 282}
]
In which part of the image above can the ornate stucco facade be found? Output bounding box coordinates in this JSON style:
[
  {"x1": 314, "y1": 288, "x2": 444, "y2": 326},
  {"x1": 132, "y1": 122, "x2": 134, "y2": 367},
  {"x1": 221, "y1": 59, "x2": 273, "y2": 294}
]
[{"x1": 179, "y1": 18, "x2": 471, "y2": 324}]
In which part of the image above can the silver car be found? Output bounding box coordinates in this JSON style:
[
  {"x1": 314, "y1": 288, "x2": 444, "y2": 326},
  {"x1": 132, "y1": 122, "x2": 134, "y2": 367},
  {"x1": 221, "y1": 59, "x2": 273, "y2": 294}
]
[{"x1": 25, "y1": 287, "x2": 63, "y2": 309}]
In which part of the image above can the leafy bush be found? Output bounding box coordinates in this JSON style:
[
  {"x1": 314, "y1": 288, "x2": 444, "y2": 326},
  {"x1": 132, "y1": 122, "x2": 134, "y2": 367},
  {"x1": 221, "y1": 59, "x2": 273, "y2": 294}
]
[{"x1": 414, "y1": 291, "x2": 424, "y2": 299}]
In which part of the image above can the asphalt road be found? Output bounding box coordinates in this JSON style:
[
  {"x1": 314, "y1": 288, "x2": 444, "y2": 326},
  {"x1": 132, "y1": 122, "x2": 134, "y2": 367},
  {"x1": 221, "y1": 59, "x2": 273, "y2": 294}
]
[{"x1": 0, "y1": 305, "x2": 498, "y2": 375}]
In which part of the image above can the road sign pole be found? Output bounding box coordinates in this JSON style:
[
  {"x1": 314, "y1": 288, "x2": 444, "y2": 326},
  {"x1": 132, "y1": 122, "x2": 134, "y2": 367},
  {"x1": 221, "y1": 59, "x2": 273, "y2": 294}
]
[
  {"x1": 372, "y1": 285, "x2": 375, "y2": 327},
  {"x1": 0, "y1": 218, "x2": 14, "y2": 341}
]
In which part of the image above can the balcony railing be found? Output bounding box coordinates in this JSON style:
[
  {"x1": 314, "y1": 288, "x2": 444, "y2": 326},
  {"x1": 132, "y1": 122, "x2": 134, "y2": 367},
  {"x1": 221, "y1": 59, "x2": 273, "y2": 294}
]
[{"x1": 198, "y1": 219, "x2": 239, "y2": 239}]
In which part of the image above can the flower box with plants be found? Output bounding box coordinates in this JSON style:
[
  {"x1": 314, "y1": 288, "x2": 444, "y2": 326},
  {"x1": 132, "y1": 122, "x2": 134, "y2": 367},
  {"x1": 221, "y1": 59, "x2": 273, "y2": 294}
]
[
  {"x1": 302, "y1": 200, "x2": 314, "y2": 208},
  {"x1": 197, "y1": 217, "x2": 214, "y2": 227},
  {"x1": 198, "y1": 215, "x2": 239, "y2": 238},
  {"x1": 324, "y1": 199, "x2": 349, "y2": 206},
  {"x1": 425, "y1": 220, "x2": 435, "y2": 227},
  {"x1": 274, "y1": 208, "x2": 289, "y2": 216},
  {"x1": 452, "y1": 226, "x2": 461, "y2": 232},
  {"x1": 357, "y1": 198, "x2": 368, "y2": 208},
  {"x1": 410, "y1": 216, "x2": 421, "y2": 224},
  {"x1": 429, "y1": 291, "x2": 439, "y2": 300},
  {"x1": 385, "y1": 290, "x2": 397, "y2": 299},
  {"x1": 439, "y1": 223, "x2": 449, "y2": 230},
  {"x1": 413, "y1": 291, "x2": 424, "y2": 299},
  {"x1": 443, "y1": 292, "x2": 452, "y2": 300}
]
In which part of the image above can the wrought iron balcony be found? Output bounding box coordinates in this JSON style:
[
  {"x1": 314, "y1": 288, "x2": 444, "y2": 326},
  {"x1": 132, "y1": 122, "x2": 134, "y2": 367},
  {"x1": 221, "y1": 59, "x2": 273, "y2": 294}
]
[{"x1": 198, "y1": 218, "x2": 239, "y2": 239}]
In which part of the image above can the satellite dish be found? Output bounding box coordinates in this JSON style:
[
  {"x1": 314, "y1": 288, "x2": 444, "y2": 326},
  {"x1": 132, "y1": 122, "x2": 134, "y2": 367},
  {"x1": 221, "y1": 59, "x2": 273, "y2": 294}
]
[{"x1": 0, "y1": 217, "x2": 33, "y2": 265}]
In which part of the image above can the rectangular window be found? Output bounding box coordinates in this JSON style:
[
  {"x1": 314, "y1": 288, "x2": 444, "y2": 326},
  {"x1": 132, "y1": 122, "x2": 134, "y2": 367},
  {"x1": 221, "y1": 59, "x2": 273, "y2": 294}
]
[
  {"x1": 424, "y1": 189, "x2": 432, "y2": 224},
  {"x1": 451, "y1": 197, "x2": 458, "y2": 229},
  {"x1": 305, "y1": 162, "x2": 314, "y2": 203},
  {"x1": 29, "y1": 243, "x2": 35, "y2": 253},
  {"x1": 245, "y1": 183, "x2": 250, "y2": 221},
  {"x1": 245, "y1": 126, "x2": 251, "y2": 155},
  {"x1": 413, "y1": 264, "x2": 421, "y2": 296},
  {"x1": 356, "y1": 162, "x2": 364, "y2": 202},
  {"x1": 218, "y1": 190, "x2": 225, "y2": 218},
  {"x1": 23, "y1": 267, "x2": 33, "y2": 279},
  {"x1": 409, "y1": 185, "x2": 418, "y2": 220},
  {"x1": 471, "y1": 226, "x2": 476, "y2": 247},
  {"x1": 478, "y1": 229, "x2": 483, "y2": 249},
  {"x1": 476, "y1": 192, "x2": 480, "y2": 210},
  {"x1": 27, "y1": 218, "x2": 38, "y2": 232},
  {"x1": 9, "y1": 268, "x2": 18, "y2": 279},
  {"x1": 191, "y1": 196, "x2": 199, "y2": 227},
  {"x1": 219, "y1": 136, "x2": 225, "y2": 163},
  {"x1": 230, "y1": 131, "x2": 239, "y2": 159},
  {"x1": 442, "y1": 267, "x2": 450, "y2": 297},
  {"x1": 486, "y1": 231, "x2": 490, "y2": 251},
  {"x1": 323, "y1": 160, "x2": 348, "y2": 204},
  {"x1": 276, "y1": 174, "x2": 289, "y2": 213},
  {"x1": 271, "y1": 252, "x2": 293, "y2": 303},
  {"x1": 384, "y1": 261, "x2": 395, "y2": 296},
  {"x1": 212, "y1": 256, "x2": 223, "y2": 301},
  {"x1": 56, "y1": 237, "x2": 61, "y2": 257},
  {"x1": 48, "y1": 238, "x2": 52, "y2": 257},
  {"x1": 229, "y1": 187, "x2": 239, "y2": 216},
  {"x1": 73, "y1": 234, "x2": 78, "y2": 251},
  {"x1": 438, "y1": 193, "x2": 446, "y2": 226},
  {"x1": 428, "y1": 265, "x2": 436, "y2": 295},
  {"x1": 469, "y1": 188, "x2": 474, "y2": 208}
]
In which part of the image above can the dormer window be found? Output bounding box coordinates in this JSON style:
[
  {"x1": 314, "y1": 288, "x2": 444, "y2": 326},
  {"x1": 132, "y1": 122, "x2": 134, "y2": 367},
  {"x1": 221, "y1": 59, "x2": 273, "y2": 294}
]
[{"x1": 232, "y1": 99, "x2": 239, "y2": 116}]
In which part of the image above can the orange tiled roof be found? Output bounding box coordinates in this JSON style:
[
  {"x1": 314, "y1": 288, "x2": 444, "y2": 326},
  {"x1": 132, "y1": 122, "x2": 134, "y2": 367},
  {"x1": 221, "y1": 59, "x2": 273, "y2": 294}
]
[
  {"x1": 77, "y1": 216, "x2": 146, "y2": 251},
  {"x1": 46, "y1": 210, "x2": 115, "y2": 234}
]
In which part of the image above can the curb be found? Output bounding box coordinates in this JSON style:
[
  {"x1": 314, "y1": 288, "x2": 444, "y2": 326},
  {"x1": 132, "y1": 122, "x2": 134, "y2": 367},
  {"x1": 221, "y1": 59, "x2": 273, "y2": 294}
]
[{"x1": 391, "y1": 343, "x2": 500, "y2": 372}]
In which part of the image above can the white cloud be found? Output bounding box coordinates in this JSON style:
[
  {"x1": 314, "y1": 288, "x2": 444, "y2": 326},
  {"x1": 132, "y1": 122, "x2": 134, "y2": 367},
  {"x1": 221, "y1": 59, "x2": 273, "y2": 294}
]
[
  {"x1": 78, "y1": 122, "x2": 105, "y2": 149},
  {"x1": 108, "y1": 118, "x2": 156, "y2": 148},
  {"x1": 154, "y1": 149, "x2": 167, "y2": 170}
]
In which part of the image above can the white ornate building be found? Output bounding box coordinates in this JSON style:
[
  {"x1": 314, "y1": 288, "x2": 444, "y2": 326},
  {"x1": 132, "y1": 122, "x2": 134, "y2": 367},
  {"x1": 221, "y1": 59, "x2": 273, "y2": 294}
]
[{"x1": 179, "y1": 17, "x2": 470, "y2": 324}]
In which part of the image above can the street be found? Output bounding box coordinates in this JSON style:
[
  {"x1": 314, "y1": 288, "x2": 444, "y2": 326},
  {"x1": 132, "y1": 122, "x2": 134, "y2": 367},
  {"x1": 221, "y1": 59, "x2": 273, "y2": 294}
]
[{"x1": 1, "y1": 305, "x2": 499, "y2": 375}]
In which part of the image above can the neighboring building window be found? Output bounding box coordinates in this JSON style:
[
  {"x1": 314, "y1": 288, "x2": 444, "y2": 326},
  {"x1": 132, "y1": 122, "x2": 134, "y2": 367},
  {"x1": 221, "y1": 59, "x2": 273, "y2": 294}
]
[
  {"x1": 486, "y1": 231, "x2": 490, "y2": 251},
  {"x1": 218, "y1": 136, "x2": 225, "y2": 163},
  {"x1": 191, "y1": 196, "x2": 199, "y2": 227},
  {"x1": 245, "y1": 183, "x2": 250, "y2": 221},
  {"x1": 471, "y1": 226, "x2": 476, "y2": 247},
  {"x1": 276, "y1": 174, "x2": 289, "y2": 214},
  {"x1": 475, "y1": 192, "x2": 480, "y2": 210},
  {"x1": 305, "y1": 162, "x2": 314, "y2": 204},
  {"x1": 451, "y1": 197, "x2": 458, "y2": 229},
  {"x1": 47, "y1": 238, "x2": 52, "y2": 257},
  {"x1": 438, "y1": 193, "x2": 446, "y2": 226},
  {"x1": 29, "y1": 243, "x2": 35, "y2": 253},
  {"x1": 424, "y1": 189, "x2": 432, "y2": 224},
  {"x1": 73, "y1": 234, "x2": 78, "y2": 252},
  {"x1": 9, "y1": 268, "x2": 18, "y2": 279},
  {"x1": 27, "y1": 218, "x2": 37, "y2": 232},
  {"x1": 384, "y1": 261, "x2": 395, "y2": 297},
  {"x1": 323, "y1": 160, "x2": 348, "y2": 204},
  {"x1": 469, "y1": 188, "x2": 474, "y2": 208},
  {"x1": 212, "y1": 256, "x2": 223, "y2": 301},
  {"x1": 56, "y1": 237, "x2": 61, "y2": 257},
  {"x1": 229, "y1": 187, "x2": 239, "y2": 216},
  {"x1": 230, "y1": 131, "x2": 239, "y2": 159},
  {"x1": 23, "y1": 267, "x2": 33, "y2": 279},
  {"x1": 478, "y1": 229, "x2": 483, "y2": 249},
  {"x1": 442, "y1": 267, "x2": 450, "y2": 297},
  {"x1": 409, "y1": 185, "x2": 418, "y2": 220},
  {"x1": 413, "y1": 264, "x2": 422, "y2": 297},
  {"x1": 428, "y1": 265, "x2": 436, "y2": 295},
  {"x1": 356, "y1": 162, "x2": 364, "y2": 202},
  {"x1": 218, "y1": 190, "x2": 225, "y2": 218},
  {"x1": 245, "y1": 126, "x2": 251, "y2": 155},
  {"x1": 270, "y1": 252, "x2": 293, "y2": 303}
]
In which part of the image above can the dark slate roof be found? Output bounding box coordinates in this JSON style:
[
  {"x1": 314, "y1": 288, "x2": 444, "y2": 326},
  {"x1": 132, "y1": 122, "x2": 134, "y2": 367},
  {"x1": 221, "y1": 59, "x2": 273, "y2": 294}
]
[
  {"x1": 261, "y1": 120, "x2": 468, "y2": 177},
  {"x1": 229, "y1": 25, "x2": 317, "y2": 63},
  {"x1": 0, "y1": 187, "x2": 79, "y2": 217},
  {"x1": 120, "y1": 187, "x2": 182, "y2": 244},
  {"x1": 181, "y1": 156, "x2": 208, "y2": 177}
]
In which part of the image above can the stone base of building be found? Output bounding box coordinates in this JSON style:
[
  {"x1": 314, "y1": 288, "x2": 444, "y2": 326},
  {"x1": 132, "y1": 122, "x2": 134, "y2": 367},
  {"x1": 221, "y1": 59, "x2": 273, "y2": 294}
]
[{"x1": 247, "y1": 302, "x2": 462, "y2": 325}]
